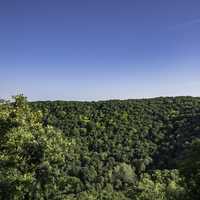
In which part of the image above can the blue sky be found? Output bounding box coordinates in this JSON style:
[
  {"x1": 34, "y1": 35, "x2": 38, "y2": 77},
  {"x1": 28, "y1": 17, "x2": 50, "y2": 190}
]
[{"x1": 0, "y1": 0, "x2": 200, "y2": 101}]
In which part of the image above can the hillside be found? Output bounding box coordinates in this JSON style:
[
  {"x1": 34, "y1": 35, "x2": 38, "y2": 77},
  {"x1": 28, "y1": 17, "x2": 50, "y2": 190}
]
[{"x1": 0, "y1": 96, "x2": 200, "y2": 199}]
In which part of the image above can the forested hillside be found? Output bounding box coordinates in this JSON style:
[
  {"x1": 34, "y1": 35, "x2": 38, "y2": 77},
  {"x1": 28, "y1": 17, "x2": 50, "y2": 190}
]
[{"x1": 1, "y1": 96, "x2": 200, "y2": 199}]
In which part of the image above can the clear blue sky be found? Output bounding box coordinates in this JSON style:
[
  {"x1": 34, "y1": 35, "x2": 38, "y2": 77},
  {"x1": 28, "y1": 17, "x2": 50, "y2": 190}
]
[{"x1": 1, "y1": 0, "x2": 200, "y2": 101}]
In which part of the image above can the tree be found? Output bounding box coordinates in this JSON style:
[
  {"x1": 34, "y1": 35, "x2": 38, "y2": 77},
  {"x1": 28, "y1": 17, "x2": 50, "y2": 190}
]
[
  {"x1": 179, "y1": 139, "x2": 200, "y2": 199},
  {"x1": 135, "y1": 170, "x2": 186, "y2": 200},
  {"x1": 111, "y1": 163, "x2": 136, "y2": 189},
  {"x1": 0, "y1": 95, "x2": 73, "y2": 200}
]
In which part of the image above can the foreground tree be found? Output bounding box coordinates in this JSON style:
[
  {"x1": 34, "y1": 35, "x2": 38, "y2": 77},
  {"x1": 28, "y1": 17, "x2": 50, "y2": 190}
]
[{"x1": 0, "y1": 95, "x2": 73, "y2": 200}]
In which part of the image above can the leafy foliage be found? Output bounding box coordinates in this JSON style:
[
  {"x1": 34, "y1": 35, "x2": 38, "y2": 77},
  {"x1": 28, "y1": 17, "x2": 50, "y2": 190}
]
[
  {"x1": 1, "y1": 95, "x2": 200, "y2": 199},
  {"x1": 0, "y1": 95, "x2": 73, "y2": 199}
]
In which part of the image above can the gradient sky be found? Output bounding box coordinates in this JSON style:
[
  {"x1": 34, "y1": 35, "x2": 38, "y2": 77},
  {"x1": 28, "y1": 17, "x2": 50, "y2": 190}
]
[{"x1": 0, "y1": 0, "x2": 200, "y2": 101}]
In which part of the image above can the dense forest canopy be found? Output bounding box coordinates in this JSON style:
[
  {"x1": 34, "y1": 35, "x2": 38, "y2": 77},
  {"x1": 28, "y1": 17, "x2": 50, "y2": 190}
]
[{"x1": 0, "y1": 95, "x2": 200, "y2": 199}]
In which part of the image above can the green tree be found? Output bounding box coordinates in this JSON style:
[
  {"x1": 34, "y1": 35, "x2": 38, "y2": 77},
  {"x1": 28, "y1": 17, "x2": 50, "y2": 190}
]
[
  {"x1": 111, "y1": 162, "x2": 136, "y2": 189},
  {"x1": 135, "y1": 170, "x2": 186, "y2": 200},
  {"x1": 179, "y1": 139, "x2": 200, "y2": 200},
  {"x1": 0, "y1": 95, "x2": 73, "y2": 200}
]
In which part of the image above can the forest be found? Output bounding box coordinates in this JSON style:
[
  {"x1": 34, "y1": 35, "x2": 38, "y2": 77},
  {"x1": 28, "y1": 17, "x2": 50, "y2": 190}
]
[{"x1": 0, "y1": 95, "x2": 200, "y2": 199}]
